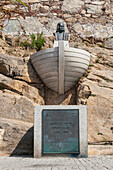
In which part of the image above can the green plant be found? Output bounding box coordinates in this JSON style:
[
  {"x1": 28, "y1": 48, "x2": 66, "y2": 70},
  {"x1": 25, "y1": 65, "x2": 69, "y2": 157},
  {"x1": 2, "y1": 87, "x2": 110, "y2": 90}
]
[
  {"x1": 101, "y1": 44, "x2": 105, "y2": 48},
  {"x1": 90, "y1": 94, "x2": 96, "y2": 97},
  {"x1": 20, "y1": 39, "x2": 30, "y2": 49},
  {"x1": 30, "y1": 32, "x2": 45, "y2": 51},
  {"x1": 102, "y1": 137, "x2": 108, "y2": 145},
  {"x1": 84, "y1": 73, "x2": 88, "y2": 77},
  {"x1": 89, "y1": 64, "x2": 94, "y2": 67},
  {"x1": 98, "y1": 132, "x2": 103, "y2": 135},
  {"x1": 20, "y1": 32, "x2": 45, "y2": 51}
]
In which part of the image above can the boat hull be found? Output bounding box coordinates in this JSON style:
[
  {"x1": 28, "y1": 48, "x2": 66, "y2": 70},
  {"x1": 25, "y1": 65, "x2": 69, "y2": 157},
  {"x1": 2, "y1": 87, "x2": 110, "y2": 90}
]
[{"x1": 31, "y1": 41, "x2": 90, "y2": 94}]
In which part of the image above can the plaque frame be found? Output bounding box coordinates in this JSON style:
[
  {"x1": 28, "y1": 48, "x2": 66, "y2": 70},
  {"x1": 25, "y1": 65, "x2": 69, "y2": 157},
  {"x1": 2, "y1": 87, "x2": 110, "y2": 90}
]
[
  {"x1": 34, "y1": 105, "x2": 88, "y2": 158},
  {"x1": 42, "y1": 109, "x2": 80, "y2": 154}
]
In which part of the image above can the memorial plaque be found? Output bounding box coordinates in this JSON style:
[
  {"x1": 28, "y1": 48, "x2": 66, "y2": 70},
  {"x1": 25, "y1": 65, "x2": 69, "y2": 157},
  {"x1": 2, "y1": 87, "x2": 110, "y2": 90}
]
[{"x1": 42, "y1": 109, "x2": 79, "y2": 154}]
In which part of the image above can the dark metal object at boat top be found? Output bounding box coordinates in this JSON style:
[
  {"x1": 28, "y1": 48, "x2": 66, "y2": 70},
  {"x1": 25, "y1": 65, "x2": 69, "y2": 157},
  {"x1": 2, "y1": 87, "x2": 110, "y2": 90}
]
[{"x1": 54, "y1": 22, "x2": 68, "y2": 41}]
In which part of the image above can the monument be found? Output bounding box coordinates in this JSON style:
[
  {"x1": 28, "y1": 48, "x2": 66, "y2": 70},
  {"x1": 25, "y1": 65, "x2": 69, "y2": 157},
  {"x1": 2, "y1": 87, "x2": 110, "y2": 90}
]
[
  {"x1": 31, "y1": 23, "x2": 90, "y2": 94},
  {"x1": 31, "y1": 23, "x2": 90, "y2": 158}
]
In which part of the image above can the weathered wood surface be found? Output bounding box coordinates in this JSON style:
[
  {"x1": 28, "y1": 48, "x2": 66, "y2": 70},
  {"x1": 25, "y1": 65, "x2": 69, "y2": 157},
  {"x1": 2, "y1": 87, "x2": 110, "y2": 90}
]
[{"x1": 31, "y1": 41, "x2": 90, "y2": 93}]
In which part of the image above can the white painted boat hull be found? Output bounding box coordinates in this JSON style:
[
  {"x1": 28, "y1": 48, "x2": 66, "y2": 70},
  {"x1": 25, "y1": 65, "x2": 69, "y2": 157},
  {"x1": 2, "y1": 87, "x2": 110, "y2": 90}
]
[{"x1": 31, "y1": 41, "x2": 90, "y2": 94}]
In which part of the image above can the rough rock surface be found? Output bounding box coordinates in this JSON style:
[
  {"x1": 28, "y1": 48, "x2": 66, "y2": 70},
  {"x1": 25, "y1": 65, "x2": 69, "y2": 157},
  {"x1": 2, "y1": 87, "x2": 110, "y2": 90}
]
[
  {"x1": 62, "y1": 0, "x2": 84, "y2": 13},
  {"x1": 77, "y1": 45, "x2": 113, "y2": 143},
  {"x1": 3, "y1": 17, "x2": 49, "y2": 36},
  {"x1": 104, "y1": 38, "x2": 113, "y2": 49},
  {"x1": 0, "y1": 52, "x2": 44, "y2": 155},
  {"x1": 0, "y1": 90, "x2": 35, "y2": 123},
  {"x1": 0, "y1": 117, "x2": 33, "y2": 156},
  {"x1": 73, "y1": 23, "x2": 113, "y2": 41}
]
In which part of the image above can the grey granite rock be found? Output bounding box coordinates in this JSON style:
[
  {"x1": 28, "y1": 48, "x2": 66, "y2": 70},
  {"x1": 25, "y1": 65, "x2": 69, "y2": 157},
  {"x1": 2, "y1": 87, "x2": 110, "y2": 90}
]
[
  {"x1": 104, "y1": 38, "x2": 113, "y2": 49},
  {"x1": 3, "y1": 17, "x2": 49, "y2": 36},
  {"x1": 62, "y1": 0, "x2": 84, "y2": 13}
]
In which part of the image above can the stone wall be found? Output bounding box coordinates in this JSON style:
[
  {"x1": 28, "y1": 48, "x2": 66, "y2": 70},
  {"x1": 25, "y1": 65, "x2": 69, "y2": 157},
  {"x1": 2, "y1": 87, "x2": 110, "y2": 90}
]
[
  {"x1": 2, "y1": 0, "x2": 113, "y2": 42},
  {"x1": 0, "y1": 0, "x2": 113, "y2": 156}
]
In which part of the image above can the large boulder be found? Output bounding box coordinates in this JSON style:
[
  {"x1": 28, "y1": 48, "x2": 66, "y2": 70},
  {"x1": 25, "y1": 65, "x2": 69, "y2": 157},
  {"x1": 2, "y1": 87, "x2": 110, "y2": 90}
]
[
  {"x1": 0, "y1": 74, "x2": 44, "y2": 104},
  {"x1": 0, "y1": 90, "x2": 36, "y2": 123},
  {"x1": 0, "y1": 117, "x2": 33, "y2": 156},
  {"x1": 0, "y1": 53, "x2": 42, "y2": 84}
]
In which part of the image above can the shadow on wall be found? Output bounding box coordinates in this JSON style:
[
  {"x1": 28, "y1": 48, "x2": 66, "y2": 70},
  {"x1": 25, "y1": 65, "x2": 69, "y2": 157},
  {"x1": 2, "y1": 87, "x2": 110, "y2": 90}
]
[{"x1": 10, "y1": 127, "x2": 34, "y2": 157}]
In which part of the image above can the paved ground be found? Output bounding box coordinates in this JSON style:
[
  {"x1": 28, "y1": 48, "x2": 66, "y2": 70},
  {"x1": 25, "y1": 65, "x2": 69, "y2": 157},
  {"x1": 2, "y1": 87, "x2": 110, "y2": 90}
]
[{"x1": 0, "y1": 156, "x2": 113, "y2": 170}]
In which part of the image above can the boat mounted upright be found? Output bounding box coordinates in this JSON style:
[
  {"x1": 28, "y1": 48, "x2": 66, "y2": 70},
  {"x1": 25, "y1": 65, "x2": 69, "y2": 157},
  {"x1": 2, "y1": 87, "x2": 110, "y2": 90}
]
[{"x1": 31, "y1": 23, "x2": 90, "y2": 94}]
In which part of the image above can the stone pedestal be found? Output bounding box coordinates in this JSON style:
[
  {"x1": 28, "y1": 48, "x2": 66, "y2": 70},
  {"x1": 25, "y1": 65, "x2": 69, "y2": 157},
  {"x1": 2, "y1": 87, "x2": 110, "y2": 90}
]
[{"x1": 34, "y1": 105, "x2": 88, "y2": 158}]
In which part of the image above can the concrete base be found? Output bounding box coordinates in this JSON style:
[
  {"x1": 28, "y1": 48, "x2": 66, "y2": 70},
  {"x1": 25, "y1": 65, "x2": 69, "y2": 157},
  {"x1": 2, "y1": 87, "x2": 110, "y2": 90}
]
[{"x1": 34, "y1": 105, "x2": 88, "y2": 158}]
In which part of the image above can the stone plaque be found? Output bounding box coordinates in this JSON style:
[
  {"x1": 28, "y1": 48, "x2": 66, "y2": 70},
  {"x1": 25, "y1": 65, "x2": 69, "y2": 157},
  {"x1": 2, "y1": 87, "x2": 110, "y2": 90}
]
[{"x1": 42, "y1": 109, "x2": 79, "y2": 154}]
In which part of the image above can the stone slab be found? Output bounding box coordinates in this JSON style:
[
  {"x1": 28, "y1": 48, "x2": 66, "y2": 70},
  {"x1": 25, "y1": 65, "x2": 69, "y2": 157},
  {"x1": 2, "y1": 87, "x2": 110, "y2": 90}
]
[{"x1": 34, "y1": 105, "x2": 88, "y2": 158}]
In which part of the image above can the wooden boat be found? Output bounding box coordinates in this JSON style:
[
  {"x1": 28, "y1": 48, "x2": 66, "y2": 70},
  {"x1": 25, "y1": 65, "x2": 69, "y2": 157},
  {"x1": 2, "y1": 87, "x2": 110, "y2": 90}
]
[{"x1": 31, "y1": 41, "x2": 90, "y2": 94}]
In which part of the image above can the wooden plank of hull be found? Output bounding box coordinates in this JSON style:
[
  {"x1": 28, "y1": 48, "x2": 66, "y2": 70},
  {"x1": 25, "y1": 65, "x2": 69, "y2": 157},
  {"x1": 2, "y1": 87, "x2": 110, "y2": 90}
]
[
  {"x1": 43, "y1": 76, "x2": 58, "y2": 84},
  {"x1": 65, "y1": 76, "x2": 79, "y2": 82},
  {"x1": 44, "y1": 79, "x2": 59, "y2": 93},
  {"x1": 65, "y1": 66, "x2": 86, "y2": 73},
  {"x1": 34, "y1": 62, "x2": 58, "y2": 70},
  {"x1": 65, "y1": 62, "x2": 88, "y2": 69},
  {"x1": 65, "y1": 71, "x2": 83, "y2": 77},
  {"x1": 64, "y1": 47, "x2": 90, "y2": 57},
  {"x1": 39, "y1": 72, "x2": 58, "y2": 79},
  {"x1": 65, "y1": 77, "x2": 82, "y2": 82},
  {"x1": 65, "y1": 56, "x2": 89, "y2": 65},
  {"x1": 31, "y1": 51, "x2": 58, "y2": 63},
  {"x1": 47, "y1": 84, "x2": 58, "y2": 93},
  {"x1": 37, "y1": 67, "x2": 58, "y2": 75},
  {"x1": 64, "y1": 52, "x2": 90, "y2": 62},
  {"x1": 31, "y1": 47, "x2": 58, "y2": 59},
  {"x1": 33, "y1": 57, "x2": 58, "y2": 66}
]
